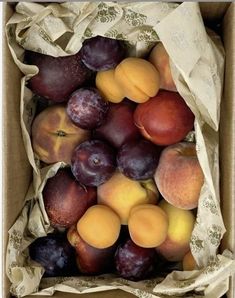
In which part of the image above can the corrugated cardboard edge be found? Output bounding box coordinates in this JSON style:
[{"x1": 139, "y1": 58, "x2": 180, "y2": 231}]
[
  {"x1": 220, "y1": 3, "x2": 235, "y2": 298},
  {"x1": 2, "y1": 3, "x2": 32, "y2": 298},
  {"x1": 2, "y1": 2, "x2": 234, "y2": 298}
]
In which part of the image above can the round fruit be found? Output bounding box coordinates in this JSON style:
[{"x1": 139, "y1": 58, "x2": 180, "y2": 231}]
[
  {"x1": 94, "y1": 100, "x2": 140, "y2": 148},
  {"x1": 115, "y1": 239, "x2": 156, "y2": 281},
  {"x1": 71, "y1": 140, "x2": 116, "y2": 187},
  {"x1": 117, "y1": 139, "x2": 161, "y2": 180},
  {"x1": 134, "y1": 90, "x2": 195, "y2": 146},
  {"x1": 77, "y1": 205, "x2": 121, "y2": 249},
  {"x1": 128, "y1": 204, "x2": 168, "y2": 248},
  {"x1": 43, "y1": 168, "x2": 96, "y2": 228},
  {"x1": 32, "y1": 105, "x2": 90, "y2": 164},
  {"x1": 29, "y1": 233, "x2": 77, "y2": 277},
  {"x1": 80, "y1": 36, "x2": 125, "y2": 71},
  {"x1": 25, "y1": 50, "x2": 91, "y2": 102},
  {"x1": 67, "y1": 88, "x2": 109, "y2": 130}
]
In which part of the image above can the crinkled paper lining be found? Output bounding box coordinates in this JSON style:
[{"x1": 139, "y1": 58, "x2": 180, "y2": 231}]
[{"x1": 5, "y1": 2, "x2": 235, "y2": 297}]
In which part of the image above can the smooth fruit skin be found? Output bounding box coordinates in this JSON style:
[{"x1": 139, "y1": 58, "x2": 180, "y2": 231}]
[
  {"x1": 96, "y1": 69, "x2": 124, "y2": 103},
  {"x1": 115, "y1": 239, "x2": 156, "y2": 281},
  {"x1": 71, "y1": 140, "x2": 116, "y2": 187},
  {"x1": 117, "y1": 139, "x2": 161, "y2": 180},
  {"x1": 182, "y1": 250, "x2": 197, "y2": 271},
  {"x1": 97, "y1": 171, "x2": 159, "y2": 225},
  {"x1": 67, "y1": 225, "x2": 116, "y2": 274},
  {"x1": 154, "y1": 142, "x2": 204, "y2": 210},
  {"x1": 128, "y1": 204, "x2": 168, "y2": 248},
  {"x1": 148, "y1": 43, "x2": 177, "y2": 92},
  {"x1": 67, "y1": 88, "x2": 109, "y2": 130},
  {"x1": 80, "y1": 36, "x2": 125, "y2": 71},
  {"x1": 29, "y1": 233, "x2": 77, "y2": 277},
  {"x1": 114, "y1": 57, "x2": 160, "y2": 103},
  {"x1": 77, "y1": 205, "x2": 121, "y2": 249},
  {"x1": 94, "y1": 100, "x2": 140, "y2": 148},
  {"x1": 32, "y1": 105, "x2": 90, "y2": 164},
  {"x1": 155, "y1": 200, "x2": 195, "y2": 262},
  {"x1": 43, "y1": 168, "x2": 97, "y2": 229},
  {"x1": 134, "y1": 90, "x2": 195, "y2": 146},
  {"x1": 25, "y1": 50, "x2": 91, "y2": 102}
]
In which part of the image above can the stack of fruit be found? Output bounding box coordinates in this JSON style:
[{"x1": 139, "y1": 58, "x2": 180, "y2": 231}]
[{"x1": 26, "y1": 36, "x2": 203, "y2": 280}]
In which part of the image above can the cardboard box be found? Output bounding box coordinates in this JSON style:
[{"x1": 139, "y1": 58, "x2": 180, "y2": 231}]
[{"x1": 2, "y1": 2, "x2": 235, "y2": 298}]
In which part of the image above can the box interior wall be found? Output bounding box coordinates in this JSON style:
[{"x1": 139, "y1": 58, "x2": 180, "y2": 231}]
[{"x1": 2, "y1": 2, "x2": 235, "y2": 298}]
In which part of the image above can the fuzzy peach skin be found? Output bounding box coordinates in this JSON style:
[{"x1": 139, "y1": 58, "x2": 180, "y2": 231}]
[
  {"x1": 96, "y1": 69, "x2": 125, "y2": 103},
  {"x1": 114, "y1": 57, "x2": 160, "y2": 103},
  {"x1": 155, "y1": 200, "x2": 195, "y2": 262},
  {"x1": 182, "y1": 250, "x2": 197, "y2": 271},
  {"x1": 148, "y1": 42, "x2": 177, "y2": 92},
  {"x1": 97, "y1": 171, "x2": 159, "y2": 225},
  {"x1": 154, "y1": 142, "x2": 204, "y2": 210},
  {"x1": 32, "y1": 105, "x2": 90, "y2": 164},
  {"x1": 128, "y1": 204, "x2": 168, "y2": 248}
]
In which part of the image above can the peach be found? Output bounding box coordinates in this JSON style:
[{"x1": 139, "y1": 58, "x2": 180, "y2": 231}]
[
  {"x1": 134, "y1": 90, "x2": 195, "y2": 146},
  {"x1": 149, "y1": 42, "x2": 177, "y2": 92},
  {"x1": 155, "y1": 200, "x2": 195, "y2": 262},
  {"x1": 154, "y1": 142, "x2": 204, "y2": 210},
  {"x1": 96, "y1": 69, "x2": 124, "y2": 103},
  {"x1": 97, "y1": 171, "x2": 159, "y2": 224},
  {"x1": 182, "y1": 250, "x2": 197, "y2": 271},
  {"x1": 32, "y1": 105, "x2": 90, "y2": 164},
  {"x1": 77, "y1": 205, "x2": 121, "y2": 249},
  {"x1": 128, "y1": 204, "x2": 168, "y2": 248},
  {"x1": 114, "y1": 58, "x2": 160, "y2": 103}
]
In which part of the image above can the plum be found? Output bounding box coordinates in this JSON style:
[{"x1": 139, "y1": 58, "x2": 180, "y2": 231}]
[
  {"x1": 71, "y1": 140, "x2": 116, "y2": 187},
  {"x1": 43, "y1": 168, "x2": 97, "y2": 229},
  {"x1": 25, "y1": 50, "x2": 92, "y2": 102},
  {"x1": 67, "y1": 88, "x2": 109, "y2": 130},
  {"x1": 80, "y1": 36, "x2": 125, "y2": 71},
  {"x1": 117, "y1": 139, "x2": 161, "y2": 180},
  {"x1": 29, "y1": 233, "x2": 77, "y2": 277},
  {"x1": 94, "y1": 100, "x2": 140, "y2": 148},
  {"x1": 115, "y1": 239, "x2": 156, "y2": 281}
]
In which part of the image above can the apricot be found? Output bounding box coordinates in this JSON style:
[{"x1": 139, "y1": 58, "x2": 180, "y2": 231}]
[
  {"x1": 77, "y1": 205, "x2": 121, "y2": 249},
  {"x1": 154, "y1": 142, "x2": 204, "y2": 210},
  {"x1": 97, "y1": 171, "x2": 159, "y2": 224},
  {"x1": 96, "y1": 69, "x2": 124, "y2": 103},
  {"x1": 149, "y1": 42, "x2": 177, "y2": 92},
  {"x1": 32, "y1": 105, "x2": 90, "y2": 164},
  {"x1": 155, "y1": 200, "x2": 195, "y2": 262},
  {"x1": 114, "y1": 58, "x2": 160, "y2": 103},
  {"x1": 128, "y1": 204, "x2": 168, "y2": 248},
  {"x1": 182, "y1": 250, "x2": 197, "y2": 271}
]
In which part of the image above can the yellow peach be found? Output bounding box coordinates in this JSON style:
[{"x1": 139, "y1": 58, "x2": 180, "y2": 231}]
[
  {"x1": 97, "y1": 171, "x2": 159, "y2": 224},
  {"x1": 155, "y1": 200, "x2": 195, "y2": 262}
]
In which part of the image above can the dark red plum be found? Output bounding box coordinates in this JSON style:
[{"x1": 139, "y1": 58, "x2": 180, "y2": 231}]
[
  {"x1": 25, "y1": 51, "x2": 92, "y2": 102},
  {"x1": 94, "y1": 100, "x2": 141, "y2": 148},
  {"x1": 117, "y1": 139, "x2": 161, "y2": 180},
  {"x1": 29, "y1": 233, "x2": 77, "y2": 277},
  {"x1": 67, "y1": 88, "x2": 109, "y2": 130},
  {"x1": 115, "y1": 239, "x2": 156, "y2": 281},
  {"x1": 71, "y1": 140, "x2": 116, "y2": 187},
  {"x1": 80, "y1": 36, "x2": 125, "y2": 71},
  {"x1": 43, "y1": 168, "x2": 97, "y2": 229}
]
